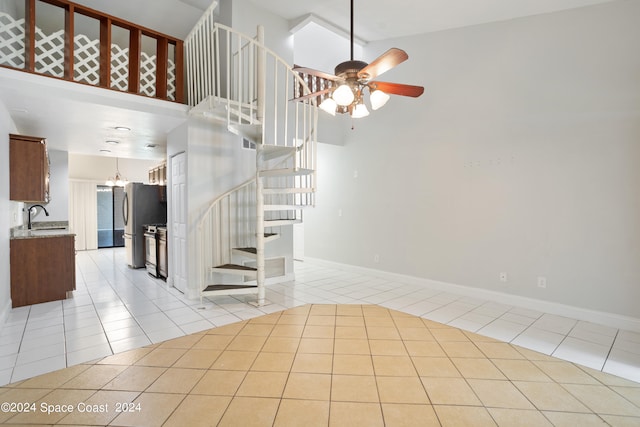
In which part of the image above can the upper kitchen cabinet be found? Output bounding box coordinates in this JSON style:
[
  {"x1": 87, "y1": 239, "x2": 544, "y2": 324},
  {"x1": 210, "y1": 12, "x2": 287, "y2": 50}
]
[
  {"x1": 149, "y1": 162, "x2": 167, "y2": 185},
  {"x1": 9, "y1": 134, "x2": 51, "y2": 203}
]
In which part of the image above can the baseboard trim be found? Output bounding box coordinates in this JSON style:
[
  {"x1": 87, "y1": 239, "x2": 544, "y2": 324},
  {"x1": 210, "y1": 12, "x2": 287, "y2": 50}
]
[{"x1": 304, "y1": 257, "x2": 640, "y2": 333}]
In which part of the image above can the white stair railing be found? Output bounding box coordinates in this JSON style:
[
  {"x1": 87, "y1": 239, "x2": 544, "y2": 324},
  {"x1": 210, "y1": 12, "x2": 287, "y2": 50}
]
[
  {"x1": 186, "y1": 18, "x2": 318, "y2": 153},
  {"x1": 197, "y1": 178, "x2": 256, "y2": 293},
  {"x1": 187, "y1": 6, "x2": 318, "y2": 302}
]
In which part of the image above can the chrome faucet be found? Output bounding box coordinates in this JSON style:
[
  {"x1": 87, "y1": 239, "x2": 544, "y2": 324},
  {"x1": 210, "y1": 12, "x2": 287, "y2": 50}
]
[{"x1": 26, "y1": 204, "x2": 49, "y2": 230}]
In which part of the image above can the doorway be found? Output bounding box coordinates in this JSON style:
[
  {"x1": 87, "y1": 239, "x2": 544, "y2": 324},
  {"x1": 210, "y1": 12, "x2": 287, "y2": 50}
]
[
  {"x1": 97, "y1": 185, "x2": 125, "y2": 248},
  {"x1": 170, "y1": 152, "x2": 187, "y2": 293}
]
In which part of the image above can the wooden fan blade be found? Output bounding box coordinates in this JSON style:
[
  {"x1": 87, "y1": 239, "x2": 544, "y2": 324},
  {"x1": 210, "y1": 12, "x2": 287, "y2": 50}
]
[
  {"x1": 290, "y1": 87, "x2": 332, "y2": 102},
  {"x1": 293, "y1": 65, "x2": 341, "y2": 82},
  {"x1": 369, "y1": 81, "x2": 424, "y2": 97},
  {"x1": 357, "y1": 48, "x2": 408, "y2": 81}
]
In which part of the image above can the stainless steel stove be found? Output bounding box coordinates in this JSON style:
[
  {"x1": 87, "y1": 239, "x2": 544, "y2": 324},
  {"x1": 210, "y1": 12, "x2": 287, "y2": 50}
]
[{"x1": 144, "y1": 224, "x2": 167, "y2": 279}]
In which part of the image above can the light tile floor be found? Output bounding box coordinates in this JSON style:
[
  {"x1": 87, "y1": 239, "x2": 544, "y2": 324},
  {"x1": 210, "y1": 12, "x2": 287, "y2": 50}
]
[
  {"x1": 1, "y1": 304, "x2": 639, "y2": 426},
  {"x1": 0, "y1": 248, "x2": 639, "y2": 388}
]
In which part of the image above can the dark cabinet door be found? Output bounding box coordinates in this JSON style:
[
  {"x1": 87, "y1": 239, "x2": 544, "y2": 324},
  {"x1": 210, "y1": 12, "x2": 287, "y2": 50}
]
[
  {"x1": 10, "y1": 235, "x2": 75, "y2": 307},
  {"x1": 9, "y1": 134, "x2": 50, "y2": 203}
]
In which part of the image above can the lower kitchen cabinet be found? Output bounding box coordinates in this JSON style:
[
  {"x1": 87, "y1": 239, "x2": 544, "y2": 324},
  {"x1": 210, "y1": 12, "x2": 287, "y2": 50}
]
[{"x1": 10, "y1": 235, "x2": 76, "y2": 308}]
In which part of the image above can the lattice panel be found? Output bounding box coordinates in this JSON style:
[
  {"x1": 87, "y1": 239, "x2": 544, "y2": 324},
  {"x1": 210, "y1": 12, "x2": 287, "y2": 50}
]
[
  {"x1": 0, "y1": 13, "x2": 25, "y2": 68},
  {"x1": 0, "y1": 12, "x2": 177, "y2": 100},
  {"x1": 168, "y1": 60, "x2": 176, "y2": 101},
  {"x1": 35, "y1": 28, "x2": 64, "y2": 77},
  {"x1": 111, "y1": 44, "x2": 129, "y2": 91},
  {"x1": 74, "y1": 34, "x2": 100, "y2": 85},
  {"x1": 140, "y1": 52, "x2": 157, "y2": 97}
]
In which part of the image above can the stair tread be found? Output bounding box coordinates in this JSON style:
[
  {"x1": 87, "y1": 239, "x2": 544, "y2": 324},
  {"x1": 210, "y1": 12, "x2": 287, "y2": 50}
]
[
  {"x1": 265, "y1": 218, "x2": 303, "y2": 226},
  {"x1": 213, "y1": 264, "x2": 257, "y2": 271},
  {"x1": 264, "y1": 204, "x2": 311, "y2": 210},
  {"x1": 263, "y1": 188, "x2": 315, "y2": 194},
  {"x1": 263, "y1": 145, "x2": 298, "y2": 152},
  {"x1": 229, "y1": 123, "x2": 262, "y2": 143},
  {"x1": 203, "y1": 284, "x2": 258, "y2": 292},
  {"x1": 260, "y1": 168, "x2": 314, "y2": 177},
  {"x1": 234, "y1": 247, "x2": 258, "y2": 254}
]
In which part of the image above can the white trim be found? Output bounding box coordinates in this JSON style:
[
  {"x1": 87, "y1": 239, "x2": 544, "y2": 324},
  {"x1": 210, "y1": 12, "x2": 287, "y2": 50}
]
[
  {"x1": 288, "y1": 13, "x2": 368, "y2": 46},
  {"x1": 305, "y1": 257, "x2": 640, "y2": 333},
  {"x1": 0, "y1": 297, "x2": 11, "y2": 333},
  {"x1": 242, "y1": 272, "x2": 296, "y2": 288}
]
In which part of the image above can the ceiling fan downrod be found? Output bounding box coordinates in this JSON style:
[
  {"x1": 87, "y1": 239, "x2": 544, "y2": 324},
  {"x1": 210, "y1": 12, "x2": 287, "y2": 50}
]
[{"x1": 350, "y1": 0, "x2": 354, "y2": 61}]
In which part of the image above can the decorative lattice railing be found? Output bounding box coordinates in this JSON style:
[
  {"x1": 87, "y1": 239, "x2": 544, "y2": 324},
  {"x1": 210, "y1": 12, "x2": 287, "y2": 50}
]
[{"x1": 0, "y1": 0, "x2": 183, "y2": 103}]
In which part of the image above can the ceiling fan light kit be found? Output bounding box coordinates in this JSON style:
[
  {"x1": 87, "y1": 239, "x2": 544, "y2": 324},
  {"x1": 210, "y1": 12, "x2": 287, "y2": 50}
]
[
  {"x1": 333, "y1": 84, "x2": 356, "y2": 106},
  {"x1": 351, "y1": 102, "x2": 370, "y2": 118},
  {"x1": 370, "y1": 88, "x2": 390, "y2": 110},
  {"x1": 293, "y1": 0, "x2": 424, "y2": 118},
  {"x1": 319, "y1": 97, "x2": 338, "y2": 116}
]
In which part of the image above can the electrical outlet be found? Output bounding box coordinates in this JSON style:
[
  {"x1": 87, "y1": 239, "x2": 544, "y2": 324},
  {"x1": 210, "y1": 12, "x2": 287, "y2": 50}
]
[
  {"x1": 537, "y1": 276, "x2": 547, "y2": 289},
  {"x1": 499, "y1": 272, "x2": 508, "y2": 283},
  {"x1": 338, "y1": 209, "x2": 342, "y2": 217},
  {"x1": 374, "y1": 254, "x2": 380, "y2": 263},
  {"x1": 353, "y1": 170, "x2": 359, "y2": 178}
]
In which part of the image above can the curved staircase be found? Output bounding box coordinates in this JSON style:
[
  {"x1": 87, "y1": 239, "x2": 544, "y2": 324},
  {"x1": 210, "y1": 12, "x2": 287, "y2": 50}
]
[{"x1": 185, "y1": 7, "x2": 318, "y2": 306}]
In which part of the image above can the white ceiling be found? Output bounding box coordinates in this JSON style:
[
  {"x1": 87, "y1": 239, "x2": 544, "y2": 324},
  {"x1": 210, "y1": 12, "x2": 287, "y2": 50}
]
[
  {"x1": 254, "y1": 0, "x2": 615, "y2": 42},
  {"x1": 0, "y1": 0, "x2": 616, "y2": 160}
]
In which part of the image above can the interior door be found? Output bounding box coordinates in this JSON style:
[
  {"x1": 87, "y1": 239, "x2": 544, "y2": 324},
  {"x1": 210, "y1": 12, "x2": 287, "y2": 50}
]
[{"x1": 171, "y1": 152, "x2": 188, "y2": 293}]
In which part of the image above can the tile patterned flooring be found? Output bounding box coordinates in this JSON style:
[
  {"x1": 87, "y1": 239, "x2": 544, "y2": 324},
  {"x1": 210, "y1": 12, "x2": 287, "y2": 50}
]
[
  {"x1": 0, "y1": 248, "x2": 638, "y2": 405},
  {"x1": 1, "y1": 304, "x2": 639, "y2": 426}
]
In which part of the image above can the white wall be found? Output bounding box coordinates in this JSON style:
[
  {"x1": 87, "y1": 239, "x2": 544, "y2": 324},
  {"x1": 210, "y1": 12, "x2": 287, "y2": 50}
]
[
  {"x1": 0, "y1": 1, "x2": 18, "y2": 16},
  {"x1": 293, "y1": 22, "x2": 363, "y2": 74},
  {"x1": 305, "y1": 1, "x2": 640, "y2": 319},
  {"x1": 68, "y1": 153, "x2": 160, "y2": 183},
  {"x1": 224, "y1": 0, "x2": 293, "y2": 64},
  {"x1": 43, "y1": 149, "x2": 69, "y2": 222},
  {"x1": 0, "y1": 101, "x2": 18, "y2": 327}
]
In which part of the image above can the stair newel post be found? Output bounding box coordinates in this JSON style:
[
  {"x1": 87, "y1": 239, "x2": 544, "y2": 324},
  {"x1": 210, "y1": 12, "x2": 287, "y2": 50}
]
[{"x1": 255, "y1": 25, "x2": 267, "y2": 305}]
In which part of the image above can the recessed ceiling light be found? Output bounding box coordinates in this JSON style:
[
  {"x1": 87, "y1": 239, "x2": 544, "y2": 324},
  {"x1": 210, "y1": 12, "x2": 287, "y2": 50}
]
[
  {"x1": 11, "y1": 108, "x2": 28, "y2": 114},
  {"x1": 145, "y1": 144, "x2": 158, "y2": 149},
  {"x1": 115, "y1": 126, "x2": 130, "y2": 131},
  {"x1": 100, "y1": 149, "x2": 111, "y2": 153},
  {"x1": 106, "y1": 140, "x2": 120, "y2": 145}
]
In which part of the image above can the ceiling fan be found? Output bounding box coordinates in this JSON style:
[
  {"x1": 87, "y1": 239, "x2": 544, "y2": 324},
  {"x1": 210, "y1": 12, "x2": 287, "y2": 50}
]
[{"x1": 292, "y1": 0, "x2": 424, "y2": 118}]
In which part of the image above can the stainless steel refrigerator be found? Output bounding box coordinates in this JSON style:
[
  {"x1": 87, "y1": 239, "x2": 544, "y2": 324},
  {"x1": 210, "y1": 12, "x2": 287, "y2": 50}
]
[{"x1": 123, "y1": 183, "x2": 167, "y2": 268}]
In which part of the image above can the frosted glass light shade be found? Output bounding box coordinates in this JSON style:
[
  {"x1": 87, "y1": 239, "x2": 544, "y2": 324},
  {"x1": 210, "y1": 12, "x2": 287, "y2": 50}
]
[
  {"x1": 370, "y1": 89, "x2": 390, "y2": 110},
  {"x1": 351, "y1": 103, "x2": 369, "y2": 118},
  {"x1": 319, "y1": 97, "x2": 337, "y2": 115},
  {"x1": 333, "y1": 84, "x2": 355, "y2": 106}
]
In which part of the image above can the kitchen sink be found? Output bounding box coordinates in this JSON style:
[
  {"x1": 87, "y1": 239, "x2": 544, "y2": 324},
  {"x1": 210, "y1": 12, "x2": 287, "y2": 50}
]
[{"x1": 33, "y1": 226, "x2": 67, "y2": 230}]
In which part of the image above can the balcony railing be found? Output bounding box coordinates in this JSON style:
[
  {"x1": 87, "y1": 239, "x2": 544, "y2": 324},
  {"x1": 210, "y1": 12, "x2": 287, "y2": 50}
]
[{"x1": 0, "y1": 0, "x2": 184, "y2": 103}]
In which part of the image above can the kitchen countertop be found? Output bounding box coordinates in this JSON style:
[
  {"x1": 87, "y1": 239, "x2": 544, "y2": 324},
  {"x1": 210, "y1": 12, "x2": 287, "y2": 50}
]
[{"x1": 10, "y1": 221, "x2": 75, "y2": 240}]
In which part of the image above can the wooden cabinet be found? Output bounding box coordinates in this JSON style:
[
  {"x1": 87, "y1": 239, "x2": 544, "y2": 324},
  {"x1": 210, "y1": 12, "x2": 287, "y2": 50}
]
[
  {"x1": 9, "y1": 134, "x2": 50, "y2": 203},
  {"x1": 149, "y1": 162, "x2": 167, "y2": 185},
  {"x1": 10, "y1": 235, "x2": 75, "y2": 308}
]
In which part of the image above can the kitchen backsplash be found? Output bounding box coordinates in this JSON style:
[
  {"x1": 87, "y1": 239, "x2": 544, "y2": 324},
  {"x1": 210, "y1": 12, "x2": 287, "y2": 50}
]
[{"x1": 9, "y1": 201, "x2": 23, "y2": 228}]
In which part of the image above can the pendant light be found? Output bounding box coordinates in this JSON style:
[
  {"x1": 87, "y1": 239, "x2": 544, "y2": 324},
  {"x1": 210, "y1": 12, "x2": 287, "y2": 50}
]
[{"x1": 106, "y1": 157, "x2": 128, "y2": 187}]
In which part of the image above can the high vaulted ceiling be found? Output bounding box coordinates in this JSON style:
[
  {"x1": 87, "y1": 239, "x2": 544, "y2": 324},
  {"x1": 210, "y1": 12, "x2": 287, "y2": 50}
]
[
  {"x1": 69, "y1": 0, "x2": 617, "y2": 42},
  {"x1": 254, "y1": 0, "x2": 616, "y2": 42},
  {"x1": 0, "y1": 0, "x2": 618, "y2": 160}
]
